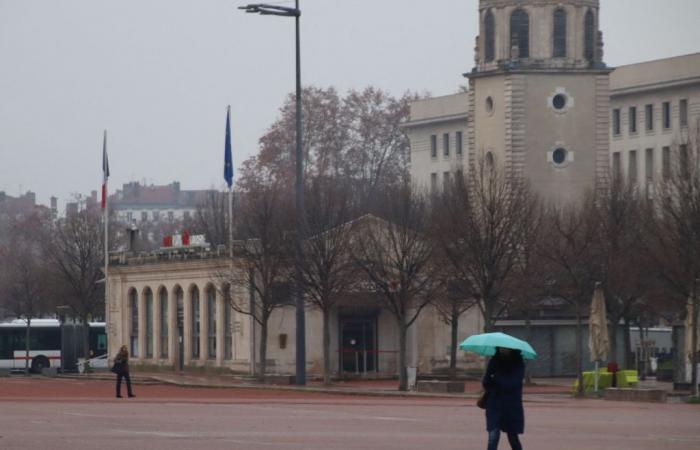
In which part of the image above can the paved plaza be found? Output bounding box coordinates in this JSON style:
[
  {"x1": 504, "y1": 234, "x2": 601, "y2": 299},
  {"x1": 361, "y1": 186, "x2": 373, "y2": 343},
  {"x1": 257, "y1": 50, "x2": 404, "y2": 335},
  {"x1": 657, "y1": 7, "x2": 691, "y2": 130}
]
[{"x1": 0, "y1": 378, "x2": 699, "y2": 450}]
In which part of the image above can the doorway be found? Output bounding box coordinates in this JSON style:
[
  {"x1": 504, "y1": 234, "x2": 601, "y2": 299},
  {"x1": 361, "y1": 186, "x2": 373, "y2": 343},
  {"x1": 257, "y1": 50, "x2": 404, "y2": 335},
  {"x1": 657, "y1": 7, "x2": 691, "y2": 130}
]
[{"x1": 339, "y1": 317, "x2": 377, "y2": 375}]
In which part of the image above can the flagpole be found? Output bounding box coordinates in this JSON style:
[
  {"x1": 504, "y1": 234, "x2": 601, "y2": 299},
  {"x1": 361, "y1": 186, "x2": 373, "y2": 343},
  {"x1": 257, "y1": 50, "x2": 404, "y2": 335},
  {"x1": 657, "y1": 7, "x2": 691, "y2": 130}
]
[{"x1": 103, "y1": 130, "x2": 110, "y2": 347}]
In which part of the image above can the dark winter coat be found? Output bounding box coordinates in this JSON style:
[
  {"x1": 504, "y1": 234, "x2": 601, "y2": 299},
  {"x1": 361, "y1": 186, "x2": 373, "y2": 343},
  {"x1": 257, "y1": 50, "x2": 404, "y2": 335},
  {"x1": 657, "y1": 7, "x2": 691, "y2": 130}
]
[
  {"x1": 113, "y1": 351, "x2": 129, "y2": 375},
  {"x1": 482, "y1": 354, "x2": 525, "y2": 434}
]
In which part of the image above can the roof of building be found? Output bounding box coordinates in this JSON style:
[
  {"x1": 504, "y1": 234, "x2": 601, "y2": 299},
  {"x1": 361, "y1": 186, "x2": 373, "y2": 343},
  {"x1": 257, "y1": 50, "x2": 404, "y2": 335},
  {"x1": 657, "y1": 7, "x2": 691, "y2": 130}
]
[
  {"x1": 403, "y1": 92, "x2": 469, "y2": 128},
  {"x1": 111, "y1": 182, "x2": 215, "y2": 209},
  {"x1": 610, "y1": 52, "x2": 700, "y2": 95}
]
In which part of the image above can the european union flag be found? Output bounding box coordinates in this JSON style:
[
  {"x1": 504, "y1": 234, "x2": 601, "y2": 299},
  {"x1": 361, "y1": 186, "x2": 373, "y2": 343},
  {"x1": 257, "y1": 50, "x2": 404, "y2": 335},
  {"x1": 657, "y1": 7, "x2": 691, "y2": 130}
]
[{"x1": 224, "y1": 106, "x2": 233, "y2": 188}]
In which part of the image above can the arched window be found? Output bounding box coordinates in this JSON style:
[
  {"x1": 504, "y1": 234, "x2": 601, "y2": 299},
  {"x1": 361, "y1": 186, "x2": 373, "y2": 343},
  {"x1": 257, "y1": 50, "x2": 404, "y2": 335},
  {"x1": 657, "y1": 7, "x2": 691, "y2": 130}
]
[
  {"x1": 484, "y1": 9, "x2": 495, "y2": 63},
  {"x1": 553, "y1": 8, "x2": 567, "y2": 58},
  {"x1": 145, "y1": 288, "x2": 153, "y2": 359},
  {"x1": 510, "y1": 8, "x2": 529, "y2": 58},
  {"x1": 128, "y1": 289, "x2": 138, "y2": 357},
  {"x1": 191, "y1": 286, "x2": 200, "y2": 360},
  {"x1": 207, "y1": 286, "x2": 216, "y2": 360},
  {"x1": 159, "y1": 287, "x2": 168, "y2": 358},
  {"x1": 584, "y1": 10, "x2": 595, "y2": 61}
]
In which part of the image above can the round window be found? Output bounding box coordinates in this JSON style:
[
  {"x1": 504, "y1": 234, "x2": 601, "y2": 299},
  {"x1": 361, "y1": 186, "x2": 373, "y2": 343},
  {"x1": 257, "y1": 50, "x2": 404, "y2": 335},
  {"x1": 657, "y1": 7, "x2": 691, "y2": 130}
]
[
  {"x1": 485, "y1": 96, "x2": 494, "y2": 114},
  {"x1": 552, "y1": 94, "x2": 567, "y2": 110},
  {"x1": 552, "y1": 148, "x2": 567, "y2": 165}
]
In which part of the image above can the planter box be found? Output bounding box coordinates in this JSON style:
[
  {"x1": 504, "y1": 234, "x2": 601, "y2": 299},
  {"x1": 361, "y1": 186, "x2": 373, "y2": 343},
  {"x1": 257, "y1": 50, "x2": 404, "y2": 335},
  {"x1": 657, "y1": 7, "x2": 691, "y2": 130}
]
[
  {"x1": 656, "y1": 368, "x2": 673, "y2": 382},
  {"x1": 262, "y1": 375, "x2": 296, "y2": 385},
  {"x1": 416, "y1": 380, "x2": 465, "y2": 394},
  {"x1": 41, "y1": 367, "x2": 58, "y2": 377},
  {"x1": 604, "y1": 388, "x2": 666, "y2": 403}
]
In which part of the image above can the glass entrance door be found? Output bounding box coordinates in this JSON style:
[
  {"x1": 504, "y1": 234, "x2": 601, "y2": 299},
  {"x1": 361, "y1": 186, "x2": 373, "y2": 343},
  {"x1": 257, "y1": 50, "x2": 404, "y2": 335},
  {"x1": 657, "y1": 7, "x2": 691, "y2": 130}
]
[{"x1": 340, "y1": 318, "x2": 376, "y2": 374}]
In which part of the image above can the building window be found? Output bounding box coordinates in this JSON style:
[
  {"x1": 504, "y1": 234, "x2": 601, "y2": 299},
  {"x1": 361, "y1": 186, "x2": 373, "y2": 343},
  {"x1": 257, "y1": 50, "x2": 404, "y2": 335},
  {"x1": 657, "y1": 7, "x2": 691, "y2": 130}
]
[
  {"x1": 663, "y1": 102, "x2": 671, "y2": 130},
  {"x1": 646, "y1": 148, "x2": 654, "y2": 182},
  {"x1": 662, "y1": 146, "x2": 671, "y2": 180},
  {"x1": 207, "y1": 287, "x2": 216, "y2": 360},
  {"x1": 129, "y1": 289, "x2": 139, "y2": 357},
  {"x1": 553, "y1": 8, "x2": 567, "y2": 58},
  {"x1": 443, "y1": 171, "x2": 451, "y2": 190},
  {"x1": 443, "y1": 133, "x2": 450, "y2": 157},
  {"x1": 584, "y1": 10, "x2": 595, "y2": 61},
  {"x1": 224, "y1": 285, "x2": 232, "y2": 360},
  {"x1": 184, "y1": 211, "x2": 191, "y2": 221},
  {"x1": 126, "y1": 212, "x2": 133, "y2": 222},
  {"x1": 484, "y1": 9, "x2": 495, "y2": 63},
  {"x1": 680, "y1": 99, "x2": 688, "y2": 127},
  {"x1": 510, "y1": 9, "x2": 529, "y2": 58},
  {"x1": 612, "y1": 109, "x2": 621, "y2": 136},
  {"x1": 456, "y1": 132, "x2": 463, "y2": 156},
  {"x1": 191, "y1": 287, "x2": 200, "y2": 360},
  {"x1": 645, "y1": 104, "x2": 654, "y2": 131},
  {"x1": 612, "y1": 152, "x2": 621, "y2": 180},
  {"x1": 168, "y1": 211, "x2": 174, "y2": 221},
  {"x1": 430, "y1": 173, "x2": 438, "y2": 193},
  {"x1": 159, "y1": 288, "x2": 168, "y2": 358},
  {"x1": 680, "y1": 144, "x2": 689, "y2": 179},
  {"x1": 141, "y1": 211, "x2": 148, "y2": 222},
  {"x1": 153, "y1": 210, "x2": 160, "y2": 222},
  {"x1": 629, "y1": 107, "x2": 637, "y2": 134},
  {"x1": 430, "y1": 135, "x2": 437, "y2": 158},
  {"x1": 552, "y1": 148, "x2": 567, "y2": 165},
  {"x1": 145, "y1": 288, "x2": 153, "y2": 359},
  {"x1": 629, "y1": 150, "x2": 638, "y2": 184}
]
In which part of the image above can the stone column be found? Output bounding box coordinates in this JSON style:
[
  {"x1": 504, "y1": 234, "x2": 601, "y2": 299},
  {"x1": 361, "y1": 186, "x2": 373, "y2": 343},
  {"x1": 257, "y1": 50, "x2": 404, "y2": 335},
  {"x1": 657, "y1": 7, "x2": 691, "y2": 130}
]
[
  {"x1": 168, "y1": 288, "x2": 177, "y2": 366},
  {"x1": 200, "y1": 286, "x2": 209, "y2": 363},
  {"x1": 183, "y1": 287, "x2": 192, "y2": 366},
  {"x1": 216, "y1": 291, "x2": 225, "y2": 366},
  {"x1": 153, "y1": 292, "x2": 161, "y2": 362},
  {"x1": 138, "y1": 289, "x2": 146, "y2": 361}
]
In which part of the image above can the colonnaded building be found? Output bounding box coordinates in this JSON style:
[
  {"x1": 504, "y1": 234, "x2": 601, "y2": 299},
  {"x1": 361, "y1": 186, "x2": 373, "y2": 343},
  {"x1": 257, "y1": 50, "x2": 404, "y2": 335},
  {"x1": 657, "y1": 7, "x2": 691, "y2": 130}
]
[{"x1": 107, "y1": 0, "x2": 700, "y2": 377}]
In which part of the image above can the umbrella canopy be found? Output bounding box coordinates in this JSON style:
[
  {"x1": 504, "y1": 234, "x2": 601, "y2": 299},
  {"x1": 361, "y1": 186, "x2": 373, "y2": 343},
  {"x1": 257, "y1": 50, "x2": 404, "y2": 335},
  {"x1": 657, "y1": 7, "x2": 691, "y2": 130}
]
[
  {"x1": 588, "y1": 284, "x2": 610, "y2": 362},
  {"x1": 685, "y1": 298, "x2": 699, "y2": 358},
  {"x1": 459, "y1": 332, "x2": 537, "y2": 360}
]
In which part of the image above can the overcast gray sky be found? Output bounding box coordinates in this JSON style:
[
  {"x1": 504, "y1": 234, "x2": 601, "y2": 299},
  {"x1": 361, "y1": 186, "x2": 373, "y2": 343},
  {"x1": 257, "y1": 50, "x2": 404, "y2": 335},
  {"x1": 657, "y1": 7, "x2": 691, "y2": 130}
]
[{"x1": 1, "y1": 0, "x2": 699, "y2": 208}]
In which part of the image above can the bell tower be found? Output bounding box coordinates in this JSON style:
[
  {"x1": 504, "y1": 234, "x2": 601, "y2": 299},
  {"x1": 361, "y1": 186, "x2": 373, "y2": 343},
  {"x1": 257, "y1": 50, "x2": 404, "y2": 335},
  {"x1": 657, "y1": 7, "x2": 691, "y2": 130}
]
[{"x1": 467, "y1": 0, "x2": 612, "y2": 203}]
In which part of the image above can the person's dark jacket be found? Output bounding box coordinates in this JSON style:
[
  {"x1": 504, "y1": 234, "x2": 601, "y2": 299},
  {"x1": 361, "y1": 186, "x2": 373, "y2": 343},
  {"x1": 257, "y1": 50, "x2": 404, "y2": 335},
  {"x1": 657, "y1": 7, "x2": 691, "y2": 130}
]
[
  {"x1": 482, "y1": 354, "x2": 525, "y2": 434},
  {"x1": 113, "y1": 351, "x2": 129, "y2": 375}
]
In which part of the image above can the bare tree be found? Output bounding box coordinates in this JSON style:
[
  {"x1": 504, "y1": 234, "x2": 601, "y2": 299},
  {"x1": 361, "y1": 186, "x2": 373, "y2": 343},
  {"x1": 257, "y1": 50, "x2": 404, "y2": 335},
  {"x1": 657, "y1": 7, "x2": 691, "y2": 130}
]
[
  {"x1": 538, "y1": 195, "x2": 601, "y2": 396},
  {"x1": 192, "y1": 190, "x2": 230, "y2": 248},
  {"x1": 300, "y1": 176, "x2": 359, "y2": 385},
  {"x1": 351, "y1": 182, "x2": 439, "y2": 391},
  {"x1": 217, "y1": 181, "x2": 293, "y2": 379},
  {"x1": 0, "y1": 214, "x2": 51, "y2": 374},
  {"x1": 434, "y1": 155, "x2": 540, "y2": 333},
  {"x1": 643, "y1": 121, "x2": 700, "y2": 397},
  {"x1": 595, "y1": 176, "x2": 652, "y2": 368},
  {"x1": 44, "y1": 207, "x2": 105, "y2": 357}
]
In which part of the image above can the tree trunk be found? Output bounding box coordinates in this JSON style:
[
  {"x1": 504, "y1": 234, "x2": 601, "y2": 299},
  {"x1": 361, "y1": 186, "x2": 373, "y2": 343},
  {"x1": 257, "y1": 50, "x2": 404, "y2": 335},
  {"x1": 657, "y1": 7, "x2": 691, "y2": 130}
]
[
  {"x1": 608, "y1": 314, "x2": 619, "y2": 365},
  {"x1": 449, "y1": 310, "x2": 459, "y2": 380},
  {"x1": 623, "y1": 318, "x2": 632, "y2": 370},
  {"x1": 398, "y1": 321, "x2": 408, "y2": 391},
  {"x1": 524, "y1": 311, "x2": 533, "y2": 385},
  {"x1": 82, "y1": 317, "x2": 90, "y2": 359},
  {"x1": 638, "y1": 324, "x2": 646, "y2": 380},
  {"x1": 25, "y1": 318, "x2": 31, "y2": 376},
  {"x1": 483, "y1": 297, "x2": 493, "y2": 333},
  {"x1": 575, "y1": 305, "x2": 584, "y2": 396},
  {"x1": 692, "y1": 298, "x2": 698, "y2": 397},
  {"x1": 322, "y1": 308, "x2": 332, "y2": 386},
  {"x1": 259, "y1": 316, "x2": 268, "y2": 380}
]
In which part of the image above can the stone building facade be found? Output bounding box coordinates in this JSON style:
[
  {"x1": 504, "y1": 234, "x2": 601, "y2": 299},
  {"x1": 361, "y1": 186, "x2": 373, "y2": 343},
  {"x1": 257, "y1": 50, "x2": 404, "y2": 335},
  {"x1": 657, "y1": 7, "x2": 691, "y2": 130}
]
[{"x1": 106, "y1": 245, "x2": 483, "y2": 376}]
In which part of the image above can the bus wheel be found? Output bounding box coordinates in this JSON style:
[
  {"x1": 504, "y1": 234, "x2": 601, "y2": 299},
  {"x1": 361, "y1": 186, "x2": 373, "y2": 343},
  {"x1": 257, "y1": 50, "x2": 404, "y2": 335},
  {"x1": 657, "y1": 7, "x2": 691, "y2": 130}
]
[{"x1": 31, "y1": 356, "x2": 50, "y2": 374}]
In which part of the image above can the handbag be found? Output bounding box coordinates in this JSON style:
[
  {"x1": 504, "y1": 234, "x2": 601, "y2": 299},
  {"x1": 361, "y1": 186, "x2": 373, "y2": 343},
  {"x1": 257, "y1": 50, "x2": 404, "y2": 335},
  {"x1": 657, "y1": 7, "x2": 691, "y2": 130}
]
[
  {"x1": 477, "y1": 391, "x2": 489, "y2": 409},
  {"x1": 110, "y1": 361, "x2": 123, "y2": 374}
]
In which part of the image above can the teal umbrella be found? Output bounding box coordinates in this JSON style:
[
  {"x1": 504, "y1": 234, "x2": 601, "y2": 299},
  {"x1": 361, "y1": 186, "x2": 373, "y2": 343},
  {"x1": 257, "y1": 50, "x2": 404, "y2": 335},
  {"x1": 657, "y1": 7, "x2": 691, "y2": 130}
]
[{"x1": 459, "y1": 332, "x2": 537, "y2": 360}]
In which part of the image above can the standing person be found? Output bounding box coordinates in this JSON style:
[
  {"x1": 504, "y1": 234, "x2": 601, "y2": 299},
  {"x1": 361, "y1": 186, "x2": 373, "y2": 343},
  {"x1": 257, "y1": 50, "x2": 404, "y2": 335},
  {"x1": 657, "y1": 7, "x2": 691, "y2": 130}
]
[
  {"x1": 112, "y1": 345, "x2": 135, "y2": 398},
  {"x1": 482, "y1": 347, "x2": 525, "y2": 450}
]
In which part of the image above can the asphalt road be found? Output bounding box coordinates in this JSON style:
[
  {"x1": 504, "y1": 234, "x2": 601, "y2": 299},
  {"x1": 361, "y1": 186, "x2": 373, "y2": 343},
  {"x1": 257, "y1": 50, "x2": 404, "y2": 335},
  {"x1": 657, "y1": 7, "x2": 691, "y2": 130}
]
[{"x1": 1, "y1": 378, "x2": 699, "y2": 450}]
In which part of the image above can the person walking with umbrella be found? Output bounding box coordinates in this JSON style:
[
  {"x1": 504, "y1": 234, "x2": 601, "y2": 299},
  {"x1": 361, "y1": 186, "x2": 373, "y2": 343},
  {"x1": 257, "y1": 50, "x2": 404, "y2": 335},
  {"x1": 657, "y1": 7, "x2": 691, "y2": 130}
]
[{"x1": 461, "y1": 333, "x2": 535, "y2": 450}]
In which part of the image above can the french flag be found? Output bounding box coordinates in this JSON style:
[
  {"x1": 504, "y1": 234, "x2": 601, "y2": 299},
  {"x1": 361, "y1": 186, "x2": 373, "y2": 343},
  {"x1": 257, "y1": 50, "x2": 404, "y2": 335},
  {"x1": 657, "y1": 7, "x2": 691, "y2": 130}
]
[{"x1": 101, "y1": 130, "x2": 109, "y2": 209}]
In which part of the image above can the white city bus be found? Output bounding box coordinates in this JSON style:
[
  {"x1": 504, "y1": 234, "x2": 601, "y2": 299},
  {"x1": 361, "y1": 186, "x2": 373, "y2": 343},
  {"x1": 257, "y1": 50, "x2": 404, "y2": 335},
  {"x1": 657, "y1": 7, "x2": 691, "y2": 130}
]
[{"x1": 0, "y1": 319, "x2": 106, "y2": 373}]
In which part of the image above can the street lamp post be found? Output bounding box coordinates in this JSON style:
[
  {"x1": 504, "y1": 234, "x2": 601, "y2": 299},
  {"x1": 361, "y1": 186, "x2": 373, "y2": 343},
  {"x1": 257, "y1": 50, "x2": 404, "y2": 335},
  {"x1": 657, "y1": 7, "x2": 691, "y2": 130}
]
[{"x1": 239, "y1": 1, "x2": 306, "y2": 386}]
